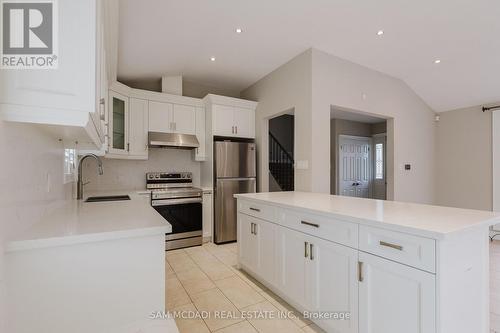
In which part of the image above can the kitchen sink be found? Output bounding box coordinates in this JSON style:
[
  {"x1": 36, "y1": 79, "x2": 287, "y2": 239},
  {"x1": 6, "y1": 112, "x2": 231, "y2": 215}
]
[{"x1": 85, "y1": 195, "x2": 131, "y2": 202}]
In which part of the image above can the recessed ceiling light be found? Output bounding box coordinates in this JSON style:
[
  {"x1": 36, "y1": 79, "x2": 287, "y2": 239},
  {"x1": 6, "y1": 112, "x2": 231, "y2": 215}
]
[
  {"x1": 377, "y1": 30, "x2": 384, "y2": 36},
  {"x1": 236, "y1": 28, "x2": 242, "y2": 34},
  {"x1": 210, "y1": 57, "x2": 216, "y2": 62},
  {"x1": 434, "y1": 59, "x2": 441, "y2": 64}
]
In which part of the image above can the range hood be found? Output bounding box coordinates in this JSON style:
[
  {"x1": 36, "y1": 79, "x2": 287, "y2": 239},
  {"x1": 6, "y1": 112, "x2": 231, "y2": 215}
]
[{"x1": 148, "y1": 132, "x2": 199, "y2": 149}]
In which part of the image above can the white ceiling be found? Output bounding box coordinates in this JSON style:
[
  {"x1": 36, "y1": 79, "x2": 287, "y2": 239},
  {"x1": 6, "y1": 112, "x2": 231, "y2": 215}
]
[{"x1": 118, "y1": 0, "x2": 500, "y2": 112}]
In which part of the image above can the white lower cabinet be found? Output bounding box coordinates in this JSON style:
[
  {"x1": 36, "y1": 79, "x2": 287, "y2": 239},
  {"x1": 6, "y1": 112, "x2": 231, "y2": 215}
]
[
  {"x1": 238, "y1": 214, "x2": 258, "y2": 272},
  {"x1": 202, "y1": 191, "x2": 213, "y2": 241},
  {"x1": 358, "y1": 252, "x2": 436, "y2": 333},
  {"x1": 238, "y1": 206, "x2": 438, "y2": 333},
  {"x1": 238, "y1": 214, "x2": 276, "y2": 284},
  {"x1": 275, "y1": 226, "x2": 308, "y2": 306},
  {"x1": 308, "y1": 236, "x2": 359, "y2": 333}
]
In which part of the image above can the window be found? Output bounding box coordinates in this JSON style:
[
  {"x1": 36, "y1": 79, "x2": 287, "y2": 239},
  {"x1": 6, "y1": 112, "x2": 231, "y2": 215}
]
[
  {"x1": 375, "y1": 143, "x2": 384, "y2": 179},
  {"x1": 64, "y1": 148, "x2": 76, "y2": 183}
]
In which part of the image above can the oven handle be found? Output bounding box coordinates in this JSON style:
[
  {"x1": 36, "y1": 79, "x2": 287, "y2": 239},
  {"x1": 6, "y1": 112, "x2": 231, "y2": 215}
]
[{"x1": 152, "y1": 197, "x2": 202, "y2": 206}]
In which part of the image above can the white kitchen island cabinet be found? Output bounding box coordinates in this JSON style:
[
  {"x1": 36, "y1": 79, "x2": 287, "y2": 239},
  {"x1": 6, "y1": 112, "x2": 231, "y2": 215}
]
[{"x1": 235, "y1": 192, "x2": 500, "y2": 333}]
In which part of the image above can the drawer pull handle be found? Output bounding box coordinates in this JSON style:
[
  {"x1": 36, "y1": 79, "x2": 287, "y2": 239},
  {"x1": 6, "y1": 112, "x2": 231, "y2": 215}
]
[
  {"x1": 379, "y1": 241, "x2": 403, "y2": 251},
  {"x1": 304, "y1": 241, "x2": 309, "y2": 258},
  {"x1": 249, "y1": 207, "x2": 261, "y2": 212},
  {"x1": 301, "y1": 220, "x2": 319, "y2": 228}
]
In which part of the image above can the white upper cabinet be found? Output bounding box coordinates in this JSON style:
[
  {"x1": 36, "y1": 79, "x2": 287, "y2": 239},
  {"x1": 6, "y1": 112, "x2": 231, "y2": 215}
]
[
  {"x1": 0, "y1": 0, "x2": 110, "y2": 150},
  {"x1": 358, "y1": 252, "x2": 436, "y2": 333},
  {"x1": 128, "y1": 98, "x2": 149, "y2": 159},
  {"x1": 148, "y1": 101, "x2": 196, "y2": 135},
  {"x1": 172, "y1": 104, "x2": 196, "y2": 135},
  {"x1": 205, "y1": 94, "x2": 258, "y2": 139},
  {"x1": 213, "y1": 105, "x2": 236, "y2": 137},
  {"x1": 233, "y1": 107, "x2": 255, "y2": 138},
  {"x1": 107, "y1": 86, "x2": 148, "y2": 160},
  {"x1": 108, "y1": 91, "x2": 129, "y2": 156},
  {"x1": 212, "y1": 105, "x2": 255, "y2": 138},
  {"x1": 148, "y1": 101, "x2": 173, "y2": 133},
  {"x1": 194, "y1": 107, "x2": 206, "y2": 161}
]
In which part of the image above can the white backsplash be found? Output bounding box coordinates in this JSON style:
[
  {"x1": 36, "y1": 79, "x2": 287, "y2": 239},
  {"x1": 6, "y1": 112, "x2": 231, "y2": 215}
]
[
  {"x1": 84, "y1": 148, "x2": 202, "y2": 191},
  {"x1": 0, "y1": 121, "x2": 70, "y2": 332}
]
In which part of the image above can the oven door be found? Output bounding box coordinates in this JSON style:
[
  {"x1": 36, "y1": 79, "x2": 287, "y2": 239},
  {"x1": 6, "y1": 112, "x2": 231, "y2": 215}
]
[{"x1": 152, "y1": 197, "x2": 202, "y2": 240}]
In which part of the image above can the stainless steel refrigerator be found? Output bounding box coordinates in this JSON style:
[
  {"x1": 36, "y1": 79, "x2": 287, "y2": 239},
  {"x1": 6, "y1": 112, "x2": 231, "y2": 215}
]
[{"x1": 214, "y1": 141, "x2": 256, "y2": 244}]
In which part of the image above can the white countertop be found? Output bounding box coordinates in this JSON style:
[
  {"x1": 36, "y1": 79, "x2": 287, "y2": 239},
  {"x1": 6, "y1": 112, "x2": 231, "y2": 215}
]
[
  {"x1": 6, "y1": 191, "x2": 171, "y2": 252},
  {"x1": 235, "y1": 192, "x2": 500, "y2": 239}
]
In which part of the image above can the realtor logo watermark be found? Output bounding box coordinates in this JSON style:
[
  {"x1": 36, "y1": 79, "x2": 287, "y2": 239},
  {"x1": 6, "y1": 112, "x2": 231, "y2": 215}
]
[{"x1": 1, "y1": 0, "x2": 58, "y2": 69}]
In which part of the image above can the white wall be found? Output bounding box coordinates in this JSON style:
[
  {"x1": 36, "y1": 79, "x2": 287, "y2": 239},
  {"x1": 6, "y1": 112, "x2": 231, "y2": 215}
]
[
  {"x1": 241, "y1": 49, "x2": 313, "y2": 192},
  {"x1": 436, "y1": 104, "x2": 494, "y2": 210},
  {"x1": 0, "y1": 121, "x2": 70, "y2": 332},
  {"x1": 312, "y1": 49, "x2": 436, "y2": 203},
  {"x1": 85, "y1": 149, "x2": 201, "y2": 191},
  {"x1": 242, "y1": 48, "x2": 436, "y2": 203}
]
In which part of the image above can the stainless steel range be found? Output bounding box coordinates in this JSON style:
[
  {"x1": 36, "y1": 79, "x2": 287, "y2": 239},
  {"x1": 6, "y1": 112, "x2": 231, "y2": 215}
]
[{"x1": 147, "y1": 172, "x2": 203, "y2": 251}]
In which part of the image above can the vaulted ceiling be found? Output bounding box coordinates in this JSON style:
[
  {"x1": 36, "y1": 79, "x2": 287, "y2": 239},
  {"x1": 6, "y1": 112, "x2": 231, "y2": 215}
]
[{"x1": 118, "y1": 0, "x2": 500, "y2": 112}]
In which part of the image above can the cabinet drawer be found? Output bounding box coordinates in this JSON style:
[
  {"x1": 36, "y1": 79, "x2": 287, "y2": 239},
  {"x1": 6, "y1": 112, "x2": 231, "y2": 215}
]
[
  {"x1": 238, "y1": 201, "x2": 277, "y2": 223},
  {"x1": 279, "y1": 210, "x2": 358, "y2": 248},
  {"x1": 359, "y1": 225, "x2": 436, "y2": 273}
]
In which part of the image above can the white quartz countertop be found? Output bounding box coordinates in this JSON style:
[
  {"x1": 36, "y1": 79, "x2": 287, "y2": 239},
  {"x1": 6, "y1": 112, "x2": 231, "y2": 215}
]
[
  {"x1": 6, "y1": 191, "x2": 171, "y2": 252},
  {"x1": 235, "y1": 192, "x2": 500, "y2": 239}
]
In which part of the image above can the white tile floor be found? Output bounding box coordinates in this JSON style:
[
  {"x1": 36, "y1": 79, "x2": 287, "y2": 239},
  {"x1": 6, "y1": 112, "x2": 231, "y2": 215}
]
[
  {"x1": 165, "y1": 242, "x2": 320, "y2": 333},
  {"x1": 166, "y1": 241, "x2": 500, "y2": 333}
]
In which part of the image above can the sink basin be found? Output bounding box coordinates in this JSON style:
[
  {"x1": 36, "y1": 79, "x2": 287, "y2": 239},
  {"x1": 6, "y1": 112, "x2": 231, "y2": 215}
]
[{"x1": 85, "y1": 195, "x2": 131, "y2": 202}]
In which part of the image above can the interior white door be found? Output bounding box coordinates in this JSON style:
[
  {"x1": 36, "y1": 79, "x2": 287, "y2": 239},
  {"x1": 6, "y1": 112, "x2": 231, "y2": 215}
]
[
  {"x1": 358, "y1": 252, "x2": 436, "y2": 333},
  {"x1": 276, "y1": 226, "x2": 307, "y2": 306},
  {"x1": 233, "y1": 107, "x2": 255, "y2": 138},
  {"x1": 339, "y1": 136, "x2": 372, "y2": 198},
  {"x1": 148, "y1": 101, "x2": 173, "y2": 133},
  {"x1": 372, "y1": 134, "x2": 387, "y2": 200},
  {"x1": 128, "y1": 98, "x2": 149, "y2": 158},
  {"x1": 172, "y1": 104, "x2": 196, "y2": 134},
  {"x1": 213, "y1": 104, "x2": 235, "y2": 136},
  {"x1": 307, "y1": 236, "x2": 359, "y2": 333},
  {"x1": 238, "y1": 214, "x2": 257, "y2": 272}
]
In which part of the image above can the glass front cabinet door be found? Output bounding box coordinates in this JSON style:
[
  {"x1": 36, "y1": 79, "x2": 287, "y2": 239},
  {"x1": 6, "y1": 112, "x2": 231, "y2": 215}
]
[{"x1": 108, "y1": 91, "x2": 129, "y2": 155}]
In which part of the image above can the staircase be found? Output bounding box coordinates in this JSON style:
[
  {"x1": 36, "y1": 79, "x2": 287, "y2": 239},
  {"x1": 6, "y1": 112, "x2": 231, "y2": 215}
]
[{"x1": 269, "y1": 132, "x2": 294, "y2": 191}]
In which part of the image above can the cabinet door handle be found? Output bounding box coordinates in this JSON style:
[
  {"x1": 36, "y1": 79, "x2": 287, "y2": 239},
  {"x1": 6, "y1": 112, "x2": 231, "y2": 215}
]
[
  {"x1": 301, "y1": 221, "x2": 319, "y2": 228},
  {"x1": 309, "y1": 243, "x2": 314, "y2": 260},
  {"x1": 235, "y1": 126, "x2": 238, "y2": 134},
  {"x1": 379, "y1": 241, "x2": 403, "y2": 251},
  {"x1": 127, "y1": 143, "x2": 130, "y2": 152},
  {"x1": 174, "y1": 122, "x2": 177, "y2": 131},
  {"x1": 358, "y1": 261, "x2": 364, "y2": 282},
  {"x1": 254, "y1": 223, "x2": 257, "y2": 235},
  {"x1": 249, "y1": 207, "x2": 260, "y2": 212},
  {"x1": 304, "y1": 241, "x2": 309, "y2": 258},
  {"x1": 250, "y1": 223, "x2": 254, "y2": 235}
]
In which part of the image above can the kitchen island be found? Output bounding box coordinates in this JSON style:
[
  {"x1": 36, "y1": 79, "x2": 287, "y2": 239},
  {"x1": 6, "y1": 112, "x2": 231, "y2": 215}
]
[
  {"x1": 235, "y1": 192, "x2": 500, "y2": 333},
  {"x1": 4, "y1": 191, "x2": 173, "y2": 333}
]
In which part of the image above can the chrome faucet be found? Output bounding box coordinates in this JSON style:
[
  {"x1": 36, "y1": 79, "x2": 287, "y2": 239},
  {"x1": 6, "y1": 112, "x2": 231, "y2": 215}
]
[{"x1": 77, "y1": 153, "x2": 104, "y2": 200}]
